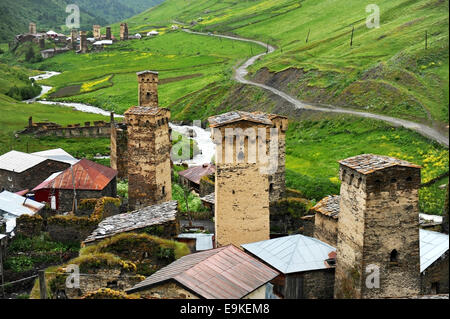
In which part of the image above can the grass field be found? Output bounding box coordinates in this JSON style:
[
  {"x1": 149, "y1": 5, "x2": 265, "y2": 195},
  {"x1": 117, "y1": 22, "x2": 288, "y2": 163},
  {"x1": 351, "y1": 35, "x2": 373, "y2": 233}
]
[
  {"x1": 123, "y1": 0, "x2": 449, "y2": 125},
  {"x1": 32, "y1": 31, "x2": 264, "y2": 114}
]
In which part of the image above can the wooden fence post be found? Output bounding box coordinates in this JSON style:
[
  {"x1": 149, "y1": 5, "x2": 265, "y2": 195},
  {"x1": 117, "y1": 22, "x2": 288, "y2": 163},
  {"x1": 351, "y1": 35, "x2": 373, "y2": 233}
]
[{"x1": 39, "y1": 270, "x2": 47, "y2": 299}]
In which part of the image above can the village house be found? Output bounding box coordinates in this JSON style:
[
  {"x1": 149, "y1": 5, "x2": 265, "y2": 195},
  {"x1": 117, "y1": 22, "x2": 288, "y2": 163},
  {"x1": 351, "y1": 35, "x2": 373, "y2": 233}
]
[
  {"x1": 176, "y1": 233, "x2": 215, "y2": 253},
  {"x1": 0, "y1": 190, "x2": 44, "y2": 234},
  {"x1": 178, "y1": 164, "x2": 215, "y2": 193},
  {"x1": 242, "y1": 234, "x2": 336, "y2": 299},
  {"x1": 83, "y1": 200, "x2": 179, "y2": 246},
  {"x1": 126, "y1": 245, "x2": 279, "y2": 299},
  {"x1": 0, "y1": 150, "x2": 72, "y2": 193},
  {"x1": 31, "y1": 159, "x2": 117, "y2": 212}
]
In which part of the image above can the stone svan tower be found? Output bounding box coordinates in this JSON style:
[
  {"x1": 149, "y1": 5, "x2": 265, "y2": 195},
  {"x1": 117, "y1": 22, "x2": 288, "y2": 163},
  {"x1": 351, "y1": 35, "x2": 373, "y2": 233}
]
[
  {"x1": 93, "y1": 25, "x2": 101, "y2": 40},
  {"x1": 106, "y1": 27, "x2": 112, "y2": 40},
  {"x1": 334, "y1": 154, "x2": 421, "y2": 299},
  {"x1": 71, "y1": 29, "x2": 78, "y2": 50},
  {"x1": 209, "y1": 111, "x2": 288, "y2": 248},
  {"x1": 138, "y1": 70, "x2": 159, "y2": 107},
  {"x1": 120, "y1": 23, "x2": 128, "y2": 41},
  {"x1": 80, "y1": 31, "x2": 88, "y2": 53},
  {"x1": 125, "y1": 106, "x2": 172, "y2": 210},
  {"x1": 29, "y1": 22, "x2": 36, "y2": 35}
]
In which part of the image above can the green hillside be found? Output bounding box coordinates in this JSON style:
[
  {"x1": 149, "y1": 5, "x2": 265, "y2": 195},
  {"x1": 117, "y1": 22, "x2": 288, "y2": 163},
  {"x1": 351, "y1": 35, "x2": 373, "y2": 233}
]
[
  {"x1": 125, "y1": 0, "x2": 449, "y2": 125},
  {"x1": 0, "y1": 0, "x2": 448, "y2": 215},
  {"x1": 0, "y1": 0, "x2": 163, "y2": 43}
]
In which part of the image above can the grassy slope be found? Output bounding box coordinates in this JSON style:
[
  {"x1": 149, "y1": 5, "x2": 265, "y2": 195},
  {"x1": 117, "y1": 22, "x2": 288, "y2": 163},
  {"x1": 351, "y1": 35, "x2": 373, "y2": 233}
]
[
  {"x1": 33, "y1": 31, "x2": 264, "y2": 114},
  {"x1": 0, "y1": 0, "x2": 448, "y2": 214},
  {"x1": 130, "y1": 0, "x2": 449, "y2": 125}
]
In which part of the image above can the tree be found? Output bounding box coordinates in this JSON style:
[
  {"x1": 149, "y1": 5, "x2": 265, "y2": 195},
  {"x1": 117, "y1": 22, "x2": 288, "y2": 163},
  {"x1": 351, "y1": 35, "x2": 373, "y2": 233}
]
[{"x1": 25, "y1": 46, "x2": 34, "y2": 62}]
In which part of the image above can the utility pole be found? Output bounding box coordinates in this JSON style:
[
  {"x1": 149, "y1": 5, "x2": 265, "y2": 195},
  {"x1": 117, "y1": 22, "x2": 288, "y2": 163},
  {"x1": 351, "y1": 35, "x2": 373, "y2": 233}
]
[
  {"x1": 39, "y1": 270, "x2": 47, "y2": 299},
  {"x1": 350, "y1": 25, "x2": 355, "y2": 47},
  {"x1": 425, "y1": 30, "x2": 428, "y2": 50},
  {"x1": 306, "y1": 28, "x2": 311, "y2": 43}
]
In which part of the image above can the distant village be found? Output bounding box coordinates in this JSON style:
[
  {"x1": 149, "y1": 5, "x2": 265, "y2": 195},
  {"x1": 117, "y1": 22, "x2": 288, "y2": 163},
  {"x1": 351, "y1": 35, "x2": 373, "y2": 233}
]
[
  {"x1": 0, "y1": 22, "x2": 448, "y2": 300},
  {"x1": 11, "y1": 22, "x2": 168, "y2": 59}
]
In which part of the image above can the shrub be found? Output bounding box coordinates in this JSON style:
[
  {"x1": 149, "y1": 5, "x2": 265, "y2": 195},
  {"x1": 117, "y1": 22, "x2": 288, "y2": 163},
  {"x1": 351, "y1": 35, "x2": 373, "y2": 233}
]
[{"x1": 81, "y1": 288, "x2": 139, "y2": 299}]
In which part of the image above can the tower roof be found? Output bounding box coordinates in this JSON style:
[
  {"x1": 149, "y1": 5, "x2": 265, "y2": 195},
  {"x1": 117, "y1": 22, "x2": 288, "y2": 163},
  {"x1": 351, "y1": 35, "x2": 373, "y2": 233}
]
[
  {"x1": 311, "y1": 195, "x2": 340, "y2": 219},
  {"x1": 137, "y1": 70, "x2": 159, "y2": 76},
  {"x1": 124, "y1": 106, "x2": 169, "y2": 116},
  {"x1": 208, "y1": 111, "x2": 274, "y2": 128},
  {"x1": 339, "y1": 154, "x2": 421, "y2": 175}
]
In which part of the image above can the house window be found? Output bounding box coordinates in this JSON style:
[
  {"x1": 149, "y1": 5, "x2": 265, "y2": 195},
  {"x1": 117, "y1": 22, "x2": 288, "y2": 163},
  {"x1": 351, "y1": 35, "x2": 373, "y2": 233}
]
[
  {"x1": 162, "y1": 186, "x2": 166, "y2": 195},
  {"x1": 269, "y1": 183, "x2": 274, "y2": 192}
]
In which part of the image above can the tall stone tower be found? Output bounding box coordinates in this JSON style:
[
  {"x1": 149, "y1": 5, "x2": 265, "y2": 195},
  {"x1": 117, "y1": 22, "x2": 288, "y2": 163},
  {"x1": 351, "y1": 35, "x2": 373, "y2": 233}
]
[
  {"x1": 80, "y1": 31, "x2": 88, "y2": 53},
  {"x1": 106, "y1": 27, "x2": 112, "y2": 40},
  {"x1": 120, "y1": 23, "x2": 128, "y2": 41},
  {"x1": 137, "y1": 71, "x2": 159, "y2": 107},
  {"x1": 93, "y1": 25, "x2": 101, "y2": 40},
  {"x1": 110, "y1": 115, "x2": 128, "y2": 180},
  {"x1": 71, "y1": 29, "x2": 78, "y2": 50},
  {"x1": 209, "y1": 111, "x2": 287, "y2": 248},
  {"x1": 334, "y1": 154, "x2": 421, "y2": 299},
  {"x1": 267, "y1": 114, "x2": 288, "y2": 202},
  {"x1": 29, "y1": 22, "x2": 36, "y2": 35},
  {"x1": 125, "y1": 106, "x2": 172, "y2": 210}
]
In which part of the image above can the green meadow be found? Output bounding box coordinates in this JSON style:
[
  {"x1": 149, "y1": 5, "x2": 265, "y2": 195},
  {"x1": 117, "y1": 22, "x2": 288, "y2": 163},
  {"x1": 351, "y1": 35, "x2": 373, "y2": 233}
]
[
  {"x1": 33, "y1": 31, "x2": 264, "y2": 114},
  {"x1": 0, "y1": 0, "x2": 447, "y2": 215}
]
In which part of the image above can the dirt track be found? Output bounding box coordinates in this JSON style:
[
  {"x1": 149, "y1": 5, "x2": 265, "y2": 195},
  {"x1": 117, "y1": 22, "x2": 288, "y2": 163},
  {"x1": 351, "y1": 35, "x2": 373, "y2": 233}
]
[{"x1": 183, "y1": 29, "x2": 449, "y2": 148}]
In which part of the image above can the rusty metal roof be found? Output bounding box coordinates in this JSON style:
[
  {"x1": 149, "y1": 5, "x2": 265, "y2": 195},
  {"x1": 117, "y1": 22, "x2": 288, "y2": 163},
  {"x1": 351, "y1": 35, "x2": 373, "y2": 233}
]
[
  {"x1": 208, "y1": 111, "x2": 273, "y2": 128},
  {"x1": 32, "y1": 159, "x2": 117, "y2": 191},
  {"x1": 339, "y1": 154, "x2": 421, "y2": 175},
  {"x1": 126, "y1": 245, "x2": 279, "y2": 298},
  {"x1": 311, "y1": 195, "x2": 340, "y2": 219},
  {"x1": 179, "y1": 164, "x2": 215, "y2": 184}
]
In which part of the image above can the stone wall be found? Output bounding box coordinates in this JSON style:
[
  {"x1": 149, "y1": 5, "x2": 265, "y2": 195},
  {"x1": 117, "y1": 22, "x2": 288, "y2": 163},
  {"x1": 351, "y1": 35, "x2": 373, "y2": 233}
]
[
  {"x1": 269, "y1": 198, "x2": 308, "y2": 235},
  {"x1": 334, "y1": 165, "x2": 421, "y2": 299},
  {"x1": 110, "y1": 123, "x2": 128, "y2": 179},
  {"x1": 268, "y1": 116, "x2": 288, "y2": 203},
  {"x1": 57, "y1": 178, "x2": 117, "y2": 213},
  {"x1": 23, "y1": 120, "x2": 112, "y2": 138},
  {"x1": 301, "y1": 269, "x2": 335, "y2": 299},
  {"x1": 136, "y1": 281, "x2": 200, "y2": 299},
  {"x1": 0, "y1": 159, "x2": 70, "y2": 193},
  {"x1": 421, "y1": 251, "x2": 449, "y2": 295},
  {"x1": 199, "y1": 176, "x2": 214, "y2": 197},
  {"x1": 15, "y1": 214, "x2": 44, "y2": 238},
  {"x1": 314, "y1": 214, "x2": 338, "y2": 247}
]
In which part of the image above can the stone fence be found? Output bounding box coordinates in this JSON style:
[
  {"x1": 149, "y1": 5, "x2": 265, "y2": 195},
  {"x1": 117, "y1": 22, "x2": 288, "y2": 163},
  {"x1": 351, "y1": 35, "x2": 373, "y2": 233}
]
[{"x1": 20, "y1": 117, "x2": 112, "y2": 138}]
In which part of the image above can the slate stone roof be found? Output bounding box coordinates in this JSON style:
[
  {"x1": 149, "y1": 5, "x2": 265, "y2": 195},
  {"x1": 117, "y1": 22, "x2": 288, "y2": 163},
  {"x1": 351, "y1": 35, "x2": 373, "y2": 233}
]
[
  {"x1": 124, "y1": 106, "x2": 168, "y2": 116},
  {"x1": 339, "y1": 154, "x2": 421, "y2": 175},
  {"x1": 126, "y1": 245, "x2": 279, "y2": 299},
  {"x1": 200, "y1": 193, "x2": 215, "y2": 205},
  {"x1": 311, "y1": 195, "x2": 340, "y2": 219},
  {"x1": 83, "y1": 201, "x2": 178, "y2": 244},
  {"x1": 136, "y1": 70, "x2": 159, "y2": 75},
  {"x1": 208, "y1": 111, "x2": 273, "y2": 128}
]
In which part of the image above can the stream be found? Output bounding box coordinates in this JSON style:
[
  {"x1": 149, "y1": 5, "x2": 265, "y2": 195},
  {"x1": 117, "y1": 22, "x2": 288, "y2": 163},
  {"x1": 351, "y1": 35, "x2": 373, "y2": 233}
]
[{"x1": 26, "y1": 71, "x2": 216, "y2": 166}]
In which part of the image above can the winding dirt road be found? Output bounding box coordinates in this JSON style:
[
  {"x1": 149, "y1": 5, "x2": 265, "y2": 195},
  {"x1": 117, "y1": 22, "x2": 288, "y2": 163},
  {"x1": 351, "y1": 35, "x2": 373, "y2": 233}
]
[{"x1": 183, "y1": 29, "x2": 449, "y2": 148}]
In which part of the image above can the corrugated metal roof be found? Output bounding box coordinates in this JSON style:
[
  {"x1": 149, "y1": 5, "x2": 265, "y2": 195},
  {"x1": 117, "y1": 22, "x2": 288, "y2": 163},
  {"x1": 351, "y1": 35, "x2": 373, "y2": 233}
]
[
  {"x1": 0, "y1": 151, "x2": 47, "y2": 173},
  {"x1": 339, "y1": 154, "x2": 421, "y2": 175},
  {"x1": 127, "y1": 245, "x2": 279, "y2": 298},
  {"x1": 0, "y1": 234, "x2": 6, "y2": 240},
  {"x1": 179, "y1": 164, "x2": 215, "y2": 184},
  {"x1": 32, "y1": 148, "x2": 78, "y2": 165},
  {"x1": 32, "y1": 159, "x2": 117, "y2": 191},
  {"x1": 177, "y1": 233, "x2": 214, "y2": 251},
  {"x1": 311, "y1": 195, "x2": 340, "y2": 219},
  {"x1": 0, "y1": 191, "x2": 44, "y2": 217},
  {"x1": 420, "y1": 229, "x2": 449, "y2": 273},
  {"x1": 242, "y1": 235, "x2": 336, "y2": 274}
]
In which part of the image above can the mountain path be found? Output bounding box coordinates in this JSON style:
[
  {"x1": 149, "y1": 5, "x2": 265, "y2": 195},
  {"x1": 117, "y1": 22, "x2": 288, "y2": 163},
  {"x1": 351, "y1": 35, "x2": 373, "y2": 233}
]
[{"x1": 182, "y1": 29, "x2": 449, "y2": 148}]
